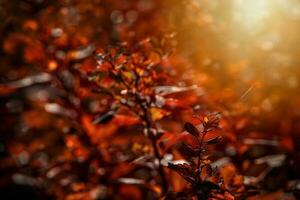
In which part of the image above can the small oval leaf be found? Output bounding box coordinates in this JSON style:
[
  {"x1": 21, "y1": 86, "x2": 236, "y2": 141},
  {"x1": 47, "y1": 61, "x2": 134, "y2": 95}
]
[
  {"x1": 184, "y1": 122, "x2": 199, "y2": 137},
  {"x1": 178, "y1": 142, "x2": 200, "y2": 157},
  {"x1": 205, "y1": 136, "x2": 222, "y2": 145}
]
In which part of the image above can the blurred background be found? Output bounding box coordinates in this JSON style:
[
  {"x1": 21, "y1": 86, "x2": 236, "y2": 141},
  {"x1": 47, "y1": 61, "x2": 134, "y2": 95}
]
[
  {"x1": 171, "y1": 0, "x2": 300, "y2": 117},
  {"x1": 170, "y1": 0, "x2": 300, "y2": 147}
]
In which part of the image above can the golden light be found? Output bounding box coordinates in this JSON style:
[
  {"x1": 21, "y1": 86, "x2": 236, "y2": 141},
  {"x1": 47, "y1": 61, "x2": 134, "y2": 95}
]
[
  {"x1": 232, "y1": 0, "x2": 272, "y2": 32},
  {"x1": 168, "y1": 0, "x2": 300, "y2": 109}
]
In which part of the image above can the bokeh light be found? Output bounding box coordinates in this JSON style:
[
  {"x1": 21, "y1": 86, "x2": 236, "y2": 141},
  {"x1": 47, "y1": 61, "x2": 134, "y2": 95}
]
[{"x1": 169, "y1": 0, "x2": 300, "y2": 106}]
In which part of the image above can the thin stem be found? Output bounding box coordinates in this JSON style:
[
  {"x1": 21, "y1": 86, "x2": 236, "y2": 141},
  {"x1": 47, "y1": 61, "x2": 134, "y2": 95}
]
[
  {"x1": 142, "y1": 104, "x2": 168, "y2": 194},
  {"x1": 115, "y1": 64, "x2": 168, "y2": 195},
  {"x1": 151, "y1": 137, "x2": 168, "y2": 193},
  {"x1": 196, "y1": 130, "x2": 207, "y2": 175},
  {"x1": 195, "y1": 129, "x2": 207, "y2": 200}
]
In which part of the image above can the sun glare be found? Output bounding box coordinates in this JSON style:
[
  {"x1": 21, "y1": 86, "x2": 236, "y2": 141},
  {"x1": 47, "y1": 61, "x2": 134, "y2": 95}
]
[{"x1": 232, "y1": 0, "x2": 272, "y2": 32}]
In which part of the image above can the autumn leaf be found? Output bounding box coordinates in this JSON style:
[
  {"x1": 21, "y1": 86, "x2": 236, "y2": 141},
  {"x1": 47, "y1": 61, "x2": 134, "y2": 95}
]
[
  {"x1": 150, "y1": 107, "x2": 170, "y2": 121},
  {"x1": 184, "y1": 122, "x2": 200, "y2": 137},
  {"x1": 205, "y1": 136, "x2": 222, "y2": 145}
]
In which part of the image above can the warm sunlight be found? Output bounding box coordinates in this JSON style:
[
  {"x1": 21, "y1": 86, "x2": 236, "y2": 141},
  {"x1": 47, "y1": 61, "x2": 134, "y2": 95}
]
[{"x1": 232, "y1": 0, "x2": 272, "y2": 32}]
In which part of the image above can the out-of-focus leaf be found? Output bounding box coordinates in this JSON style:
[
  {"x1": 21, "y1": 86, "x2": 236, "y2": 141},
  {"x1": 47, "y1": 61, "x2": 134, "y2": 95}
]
[
  {"x1": 159, "y1": 131, "x2": 196, "y2": 154},
  {"x1": 255, "y1": 154, "x2": 286, "y2": 168},
  {"x1": 150, "y1": 107, "x2": 170, "y2": 121},
  {"x1": 211, "y1": 157, "x2": 231, "y2": 168},
  {"x1": 243, "y1": 138, "x2": 279, "y2": 146},
  {"x1": 154, "y1": 85, "x2": 197, "y2": 96},
  {"x1": 93, "y1": 110, "x2": 116, "y2": 124},
  {"x1": 12, "y1": 173, "x2": 41, "y2": 186},
  {"x1": 163, "y1": 98, "x2": 190, "y2": 109},
  {"x1": 82, "y1": 114, "x2": 140, "y2": 143},
  {"x1": 67, "y1": 45, "x2": 95, "y2": 60},
  {"x1": 44, "y1": 103, "x2": 77, "y2": 118},
  {"x1": 3, "y1": 73, "x2": 52, "y2": 89},
  {"x1": 118, "y1": 178, "x2": 145, "y2": 185}
]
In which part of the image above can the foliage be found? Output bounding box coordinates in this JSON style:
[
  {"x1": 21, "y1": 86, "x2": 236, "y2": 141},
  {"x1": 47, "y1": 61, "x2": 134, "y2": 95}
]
[{"x1": 1, "y1": 1, "x2": 300, "y2": 200}]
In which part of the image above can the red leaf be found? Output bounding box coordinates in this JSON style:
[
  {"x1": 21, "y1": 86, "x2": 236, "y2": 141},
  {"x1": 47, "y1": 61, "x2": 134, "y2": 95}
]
[
  {"x1": 184, "y1": 122, "x2": 199, "y2": 137},
  {"x1": 205, "y1": 136, "x2": 222, "y2": 145}
]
